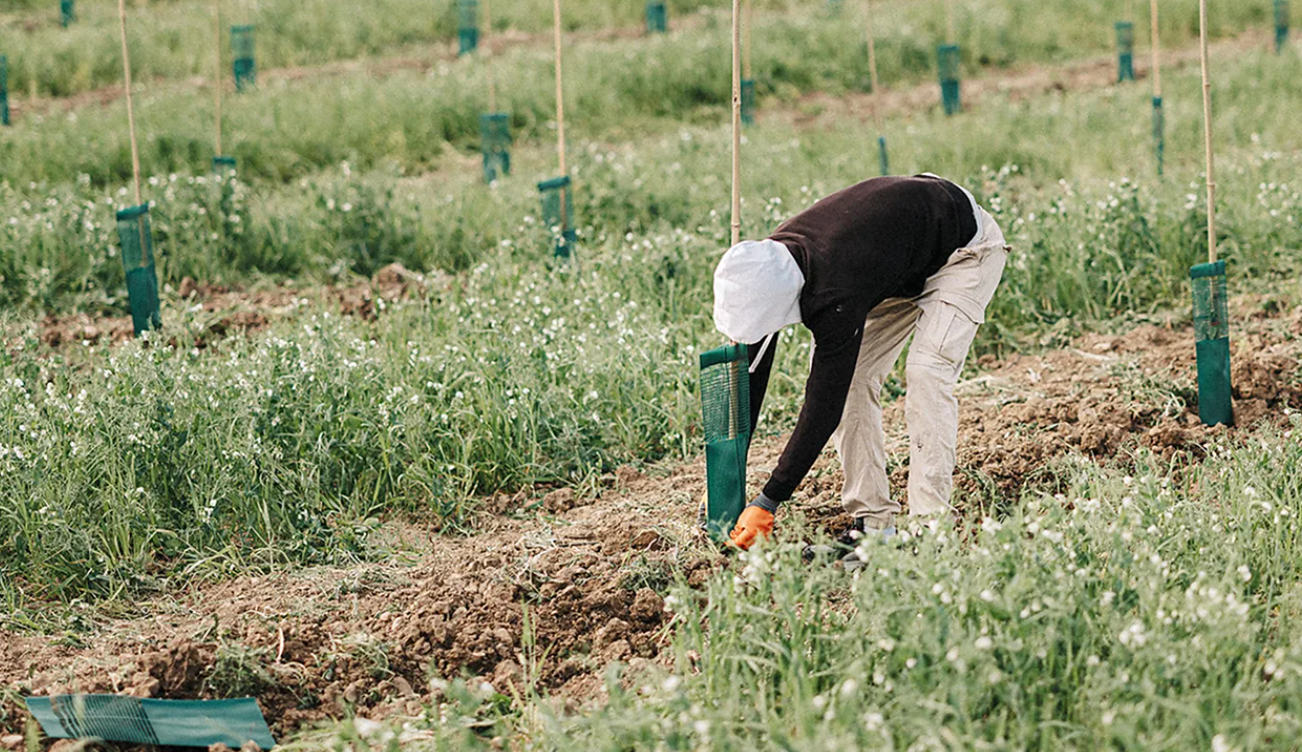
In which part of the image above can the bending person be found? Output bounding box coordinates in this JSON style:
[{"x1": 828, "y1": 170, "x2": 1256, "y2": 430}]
[{"x1": 714, "y1": 174, "x2": 1008, "y2": 566}]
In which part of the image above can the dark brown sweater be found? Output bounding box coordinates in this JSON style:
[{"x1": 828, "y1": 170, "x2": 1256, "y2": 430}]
[{"x1": 749, "y1": 175, "x2": 978, "y2": 504}]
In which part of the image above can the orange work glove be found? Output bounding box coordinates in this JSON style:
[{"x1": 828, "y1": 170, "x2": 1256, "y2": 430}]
[{"x1": 728, "y1": 505, "x2": 775, "y2": 550}]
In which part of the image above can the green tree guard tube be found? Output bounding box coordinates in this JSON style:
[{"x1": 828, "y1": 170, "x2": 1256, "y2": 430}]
[
  {"x1": 458, "y1": 0, "x2": 479, "y2": 56},
  {"x1": 116, "y1": 204, "x2": 162, "y2": 336},
  {"x1": 480, "y1": 113, "x2": 511, "y2": 183},
  {"x1": 231, "y1": 25, "x2": 256, "y2": 92},
  {"x1": 211, "y1": 155, "x2": 237, "y2": 175},
  {"x1": 0, "y1": 56, "x2": 9, "y2": 127},
  {"x1": 60, "y1": 0, "x2": 74, "y2": 27},
  {"x1": 699, "y1": 344, "x2": 751, "y2": 543},
  {"x1": 878, "y1": 135, "x2": 889, "y2": 175},
  {"x1": 938, "y1": 44, "x2": 961, "y2": 115},
  {"x1": 1116, "y1": 22, "x2": 1136, "y2": 82},
  {"x1": 646, "y1": 1, "x2": 667, "y2": 34},
  {"x1": 1152, "y1": 96, "x2": 1164, "y2": 176},
  {"x1": 1276, "y1": 0, "x2": 1290, "y2": 53},
  {"x1": 740, "y1": 78, "x2": 755, "y2": 125},
  {"x1": 538, "y1": 175, "x2": 576, "y2": 259},
  {"x1": 1191, "y1": 260, "x2": 1233, "y2": 426}
]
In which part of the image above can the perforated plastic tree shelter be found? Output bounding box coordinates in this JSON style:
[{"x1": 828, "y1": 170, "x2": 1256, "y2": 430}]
[
  {"x1": 458, "y1": 0, "x2": 479, "y2": 56},
  {"x1": 1152, "y1": 96, "x2": 1164, "y2": 175},
  {"x1": 231, "y1": 24, "x2": 255, "y2": 91},
  {"x1": 60, "y1": 0, "x2": 75, "y2": 27},
  {"x1": 0, "y1": 55, "x2": 9, "y2": 127},
  {"x1": 740, "y1": 78, "x2": 755, "y2": 125},
  {"x1": 116, "y1": 204, "x2": 162, "y2": 336},
  {"x1": 1277, "y1": 0, "x2": 1290, "y2": 53},
  {"x1": 480, "y1": 113, "x2": 511, "y2": 182},
  {"x1": 26, "y1": 695, "x2": 274, "y2": 750},
  {"x1": 646, "y1": 1, "x2": 667, "y2": 33},
  {"x1": 538, "y1": 176, "x2": 575, "y2": 258},
  {"x1": 212, "y1": 155, "x2": 237, "y2": 174},
  {"x1": 700, "y1": 344, "x2": 751, "y2": 542},
  {"x1": 878, "y1": 136, "x2": 889, "y2": 175},
  {"x1": 1192, "y1": 261, "x2": 1232, "y2": 425},
  {"x1": 937, "y1": 44, "x2": 961, "y2": 115},
  {"x1": 1116, "y1": 21, "x2": 1136, "y2": 82}
]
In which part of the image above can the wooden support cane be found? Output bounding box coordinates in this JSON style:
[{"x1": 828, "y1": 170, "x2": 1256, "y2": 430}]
[
  {"x1": 553, "y1": 0, "x2": 566, "y2": 179},
  {"x1": 731, "y1": 0, "x2": 741, "y2": 247},
  {"x1": 1150, "y1": 0, "x2": 1161, "y2": 98},
  {"x1": 484, "y1": 0, "x2": 496, "y2": 113},
  {"x1": 1200, "y1": 0, "x2": 1215, "y2": 262},
  {"x1": 946, "y1": 0, "x2": 955, "y2": 44},
  {"x1": 865, "y1": 0, "x2": 888, "y2": 174},
  {"x1": 117, "y1": 0, "x2": 143, "y2": 206}
]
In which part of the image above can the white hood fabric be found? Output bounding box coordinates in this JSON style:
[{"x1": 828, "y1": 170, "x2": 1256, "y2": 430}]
[{"x1": 713, "y1": 239, "x2": 805, "y2": 345}]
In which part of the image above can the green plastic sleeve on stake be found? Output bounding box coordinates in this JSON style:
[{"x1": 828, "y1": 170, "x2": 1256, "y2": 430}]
[
  {"x1": 212, "y1": 155, "x2": 237, "y2": 174},
  {"x1": 877, "y1": 135, "x2": 889, "y2": 176},
  {"x1": 937, "y1": 44, "x2": 961, "y2": 115},
  {"x1": 740, "y1": 78, "x2": 755, "y2": 125},
  {"x1": 115, "y1": 204, "x2": 162, "y2": 337},
  {"x1": 700, "y1": 344, "x2": 752, "y2": 543},
  {"x1": 60, "y1": 0, "x2": 74, "y2": 27},
  {"x1": 1116, "y1": 21, "x2": 1136, "y2": 82},
  {"x1": 0, "y1": 55, "x2": 9, "y2": 127},
  {"x1": 480, "y1": 113, "x2": 511, "y2": 183},
  {"x1": 538, "y1": 176, "x2": 576, "y2": 259},
  {"x1": 645, "y1": 1, "x2": 667, "y2": 34},
  {"x1": 1276, "y1": 0, "x2": 1290, "y2": 53},
  {"x1": 457, "y1": 0, "x2": 479, "y2": 56},
  {"x1": 1152, "y1": 96, "x2": 1165, "y2": 176},
  {"x1": 231, "y1": 25, "x2": 256, "y2": 92},
  {"x1": 1191, "y1": 260, "x2": 1233, "y2": 426}
]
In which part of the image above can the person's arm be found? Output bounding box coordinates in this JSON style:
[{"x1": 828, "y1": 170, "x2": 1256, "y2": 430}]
[
  {"x1": 746, "y1": 335, "x2": 779, "y2": 437},
  {"x1": 757, "y1": 325, "x2": 864, "y2": 507}
]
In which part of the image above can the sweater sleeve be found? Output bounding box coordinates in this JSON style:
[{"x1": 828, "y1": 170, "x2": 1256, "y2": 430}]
[{"x1": 761, "y1": 324, "x2": 863, "y2": 502}]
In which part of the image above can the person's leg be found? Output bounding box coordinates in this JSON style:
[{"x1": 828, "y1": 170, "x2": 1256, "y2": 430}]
[
  {"x1": 905, "y1": 210, "x2": 1009, "y2": 518},
  {"x1": 833, "y1": 297, "x2": 918, "y2": 530}
]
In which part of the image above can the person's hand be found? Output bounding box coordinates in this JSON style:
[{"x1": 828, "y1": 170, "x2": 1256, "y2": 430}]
[{"x1": 728, "y1": 504, "x2": 775, "y2": 550}]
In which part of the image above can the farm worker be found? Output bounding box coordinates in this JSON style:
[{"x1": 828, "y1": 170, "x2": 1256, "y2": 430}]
[{"x1": 714, "y1": 174, "x2": 1008, "y2": 565}]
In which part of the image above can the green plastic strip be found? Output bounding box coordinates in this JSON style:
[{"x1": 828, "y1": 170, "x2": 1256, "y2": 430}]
[
  {"x1": 1116, "y1": 21, "x2": 1135, "y2": 82},
  {"x1": 877, "y1": 135, "x2": 889, "y2": 176},
  {"x1": 0, "y1": 55, "x2": 9, "y2": 127},
  {"x1": 458, "y1": 0, "x2": 479, "y2": 56},
  {"x1": 232, "y1": 25, "x2": 256, "y2": 91},
  {"x1": 646, "y1": 1, "x2": 667, "y2": 33},
  {"x1": 115, "y1": 204, "x2": 162, "y2": 336},
  {"x1": 212, "y1": 155, "x2": 237, "y2": 174},
  {"x1": 538, "y1": 176, "x2": 576, "y2": 259},
  {"x1": 26, "y1": 696, "x2": 274, "y2": 750},
  {"x1": 700, "y1": 344, "x2": 751, "y2": 542},
  {"x1": 938, "y1": 44, "x2": 961, "y2": 115},
  {"x1": 740, "y1": 78, "x2": 755, "y2": 126},
  {"x1": 1277, "y1": 0, "x2": 1290, "y2": 53},
  {"x1": 480, "y1": 112, "x2": 511, "y2": 183},
  {"x1": 1152, "y1": 96, "x2": 1165, "y2": 176},
  {"x1": 60, "y1": 0, "x2": 75, "y2": 27},
  {"x1": 1191, "y1": 261, "x2": 1233, "y2": 426}
]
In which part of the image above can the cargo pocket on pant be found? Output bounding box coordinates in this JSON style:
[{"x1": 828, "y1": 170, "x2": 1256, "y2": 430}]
[{"x1": 915, "y1": 303, "x2": 980, "y2": 370}]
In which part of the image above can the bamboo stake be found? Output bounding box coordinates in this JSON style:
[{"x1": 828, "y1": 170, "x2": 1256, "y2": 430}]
[
  {"x1": 484, "y1": 0, "x2": 497, "y2": 112},
  {"x1": 552, "y1": 0, "x2": 566, "y2": 176},
  {"x1": 743, "y1": 0, "x2": 753, "y2": 80},
  {"x1": 731, "y1": 0, "x2": 741, "y2": 247},
  {"x1": 1150, "y1": 0, "x2": 1161, "y2": 98},
  {"x1": 865, "y1": 0, "x2": 883, "y2": 136},
  {"x1": 116, "y1": 0, "x2": 143, "y2": 205},
  {"x1": 1198, "y1": 0, "x2": 1216, "y2": 263},
  {"x1": 946, "y1": 0, "x2": 955, "y2": 44},
  {"x1": 214, "y1": 0, "x2": 223, "y2": 155}
]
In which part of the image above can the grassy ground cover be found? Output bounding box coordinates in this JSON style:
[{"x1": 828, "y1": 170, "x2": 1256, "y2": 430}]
[
  {"x1": 2, "y1": 43, "x2": 1300, "y2": 609},
  {"x1": 0, "y1": 0, "x2": 1273, "y2": 98}
]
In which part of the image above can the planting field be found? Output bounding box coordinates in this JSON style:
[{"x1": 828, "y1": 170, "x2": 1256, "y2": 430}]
[{"x1": 3, "y1": 0, "x2": 1302, "y2": 749}]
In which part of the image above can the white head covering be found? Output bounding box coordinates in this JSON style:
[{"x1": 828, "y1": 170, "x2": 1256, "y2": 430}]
[{"x1": 713, "y1": 239, "x2": 805, "y2": 345}]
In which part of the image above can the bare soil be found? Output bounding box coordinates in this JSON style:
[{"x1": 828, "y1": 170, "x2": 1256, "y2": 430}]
[{"x1": 3, "y1": 293, "x2": 1300, "y2": 744}]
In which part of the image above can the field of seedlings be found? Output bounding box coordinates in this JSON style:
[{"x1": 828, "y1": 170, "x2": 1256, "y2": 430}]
[{"x1": 3, "y1": 0, "x2": 1302, "y2": 749}]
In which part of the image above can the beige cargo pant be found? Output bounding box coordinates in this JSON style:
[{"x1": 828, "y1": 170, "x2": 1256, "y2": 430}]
[{"x1": 832, "y1": 208, "x2": 1008, "y2": 530}]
